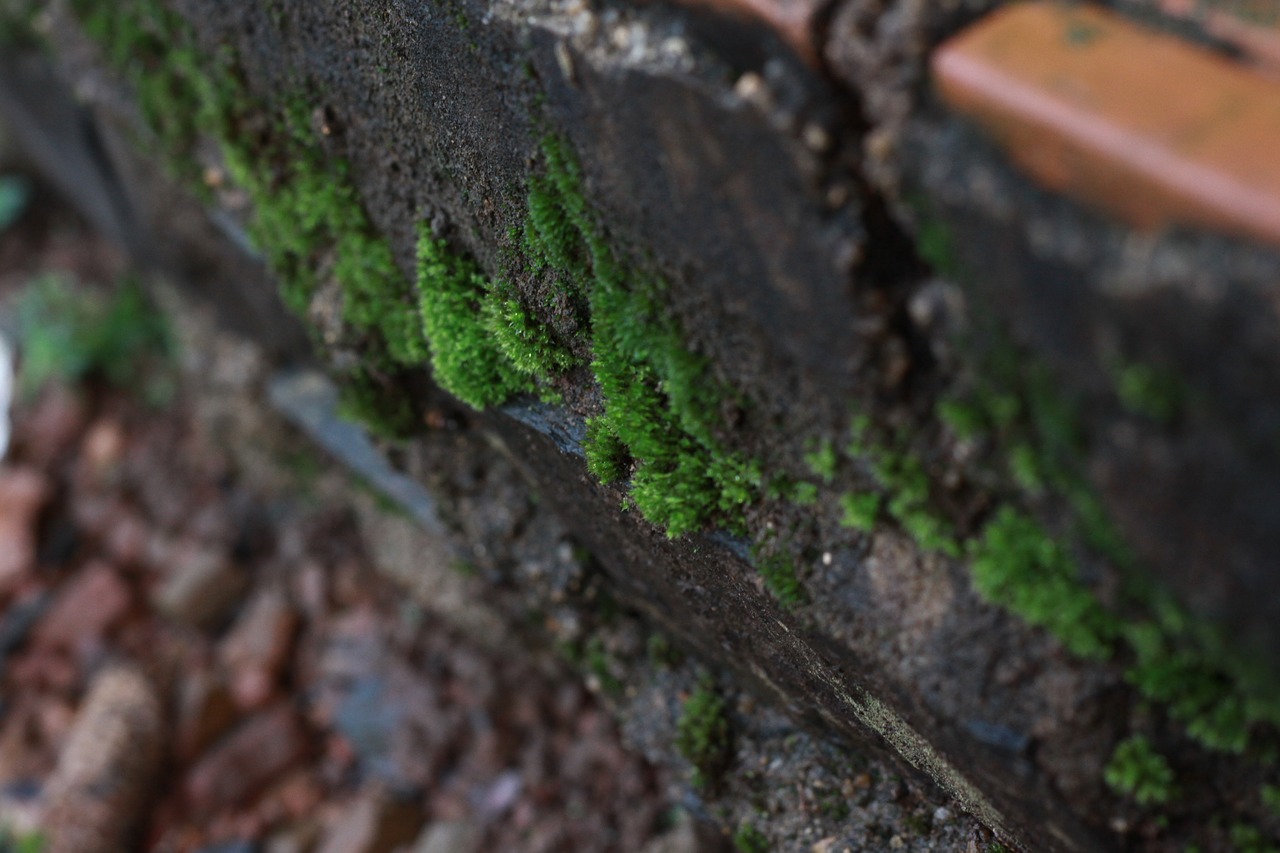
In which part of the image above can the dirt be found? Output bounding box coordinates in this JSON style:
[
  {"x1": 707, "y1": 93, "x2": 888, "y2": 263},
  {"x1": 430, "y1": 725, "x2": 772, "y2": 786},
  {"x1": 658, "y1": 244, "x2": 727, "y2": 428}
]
[{"x1": 0, "y1": 183, "x2": 674, "y2": 853}]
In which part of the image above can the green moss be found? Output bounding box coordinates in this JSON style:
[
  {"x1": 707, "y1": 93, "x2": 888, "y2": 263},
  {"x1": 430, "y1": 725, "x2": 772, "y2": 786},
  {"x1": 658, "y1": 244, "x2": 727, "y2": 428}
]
[
  {"x1": 872, "y1": 450, "x2": 960, "y2": 557},
  {"x1": 483, "y1": 281, "x2": 576, "y2": 378},
  {"x1": 0, "y1": 826, "x2": 44, "y2": 853},
  {"x1": 336, "y1": 366, "x2": 420, "y2": 440},
  {"x1": 937, "y1": 398, "x2": 986, "y2": 440},
  {"x1": 585, "y1": 636, "x2": 624, "y2": 696},
  {"x1": 415, "y1": 228, "x2": 531, "y2": 408},
  {"x1": 524, "y1": 133, "x2": 763, "y2": 536},
  {"x1": 839, "y1": 492, "x2": 881, "y2": 532},
  {"x1": 1263, "y1": 784, "x2": 1280, "y2": 815},
  {"x1": 676, "y1": 677, "x2": 731, "y2": 789},
  {"x1": 1114, "y1": 360, "x2": 1185, "y2": 424},
  {"x1": 74, "y1": 0, "x2": 431, "y2": 438},
  {"x1": 804, "y1": 439, "x2": 838, "y2": 482},
  {"x1": 1230, "y1": 823, "x2": 1280, "y2": 853},
  {"x1": 17, "y1": 274, "x2": 173, "y2": 402},
  {"x1": 585, "y1": 415, "x2": 629, "y2": 483},
  {"x1": 1104, "y1": 735, "x2": 1176, "y2": 806},
  {"x1": 969, "y1": 508, "x2": 1118, "y2": 660},
  {"x1": 732, "y1": 823, "x2": 769, "y2": 853},
  {"x1": 789, "y1": 481, "x2": 819, "y2": 505},
  {"x1": 1008, "y1": 443, "x2": 1044, "y2": 495},
  {"x1": 758, "y1": 553, "x2": 805, "y2": 607},
  {"x1": 942, "y1": 327, "x2": 1280, "y2": 754}
]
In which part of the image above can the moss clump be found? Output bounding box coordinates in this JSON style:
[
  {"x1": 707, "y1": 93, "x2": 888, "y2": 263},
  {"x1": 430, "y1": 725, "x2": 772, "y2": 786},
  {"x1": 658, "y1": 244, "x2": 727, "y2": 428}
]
[
  {"x1": 804, "y1": 439, "x2": 838, "y2": 482},
  {"x1": 732, "y1": 823, "x2": 769, "y2": 853},
  {"x1": 676, "y1": 677, "x2": 731, "y2": 788},
  {"x1": 73, "y1": 0, "x2": 428, "y2": 378},
  {"x1": 585, "y1": 415, "x2": 629, "y2": 483},
  {"x1": 1262, "y1": 784, "x2": 1280, "y2": 815},
  {"x1": 758, "y1": 553, "x2": 805, "y2": 607},
  {"x1": 1230, "y1": 824, "x2": 1280, "y2": 853},
  {"x1": 969, "y1": 507, "x2": 1118, "y2": 660},
  {"x1": 17, "y1": 274, "x2": 173, "y2": 403},
  {"x1": 838, "y1": 491, "x2": 881, "y2": 532},
  {"x1": 1104, "y1": 736, "x2": 1176, "y2": 805},
  {"x1": 415, "y1": 229, "x2": 531, "y2": 408},
  {"x1": 869, "y1": 448, "x2": 959, "y2": 556},
  {"x1": 335, "y1": 366, "x2": 420, "y2": 440},
  {"x1": 1114, "y1": 360, "x2": 1185, "y2": 424},
  {"x1": 941, "y1": 328, "x2": 1280, "y2": 754},
  {"x1": 525, "y1": 134, "x2": 762, "y2": 536},
  {"x1": 1121, "y1": 614, "x2": 1278, "y2": 754}
]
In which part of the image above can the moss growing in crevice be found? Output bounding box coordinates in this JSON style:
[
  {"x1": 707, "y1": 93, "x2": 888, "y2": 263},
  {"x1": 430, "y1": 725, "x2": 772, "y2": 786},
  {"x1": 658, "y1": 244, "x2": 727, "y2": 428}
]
[
  {"x1": 415, "y1": 229, "x2": 531, "y2": 408},
  {"x1": 71, "y1": 0, "x2": 428, "y2": 378},
  {"x1": 914, "y1": 211, "x2": 1280, "y2": 755},
  {"x1": 968, "y1": 507, "x2": 1118, "y2": 660},
  {"x1": 521, "y1": 133, "x2": 763, "y2": 537},
  {"x1": 1103, "y1": 735, "x2": 1176, "y2": 806},
  {"x1": 676, "y1": 676, "x2": 732, "y2": 789},
  {"x1": 732, "y1": 822, "x2": 769, "y2": 853},
  {"x1": 757, "y1": 552, "x2": 805, "y2": 608}
]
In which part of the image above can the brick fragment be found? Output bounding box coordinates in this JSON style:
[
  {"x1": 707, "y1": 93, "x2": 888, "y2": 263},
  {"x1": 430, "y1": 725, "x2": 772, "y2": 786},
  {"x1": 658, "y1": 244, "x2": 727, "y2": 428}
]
[
  {"x1": 32, "y1": 561, "x2": 131, "y2": 652},
  {"x1": 184, "y1": 703, "x2": 308, "y2": 816},
  {"x1": 933, "y1": 0, "x2": 1280, "y2": 245}
]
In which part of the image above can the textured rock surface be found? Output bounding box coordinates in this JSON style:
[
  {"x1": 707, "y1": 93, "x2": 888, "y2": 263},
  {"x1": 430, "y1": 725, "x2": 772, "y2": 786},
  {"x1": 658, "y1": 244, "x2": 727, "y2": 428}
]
[{"x1": 4, "y1": 0, "x2": 1280, "y2": 849}]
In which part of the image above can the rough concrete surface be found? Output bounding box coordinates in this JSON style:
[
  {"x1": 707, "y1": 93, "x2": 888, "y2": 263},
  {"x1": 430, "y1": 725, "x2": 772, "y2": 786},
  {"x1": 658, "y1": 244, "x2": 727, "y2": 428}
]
[{"x1": 4, "y1": 0, "x2": 1280, "y2": 849}]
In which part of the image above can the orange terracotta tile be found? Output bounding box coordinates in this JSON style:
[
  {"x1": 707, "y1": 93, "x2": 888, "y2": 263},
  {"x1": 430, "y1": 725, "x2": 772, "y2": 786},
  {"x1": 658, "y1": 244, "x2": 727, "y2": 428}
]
[{"x1": 932, "y1": 1, "x2": 1280, "y2": 246}]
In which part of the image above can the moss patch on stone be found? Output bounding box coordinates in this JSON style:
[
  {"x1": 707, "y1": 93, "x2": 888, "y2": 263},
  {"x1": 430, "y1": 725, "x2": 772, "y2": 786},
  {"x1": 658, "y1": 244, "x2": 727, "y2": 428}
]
[
  {"x1": 1104, "y1": 735, "x2": 1176, "y2": 805},
  {"x1": 732, "y1": 822, "x2": 769, "y2": 853},
  {"x1": 676, "y1": 676, "x2": 732, "y2": 789},
  {"x1": 520, "y1": 134, "x2": 763, "y2": 536},
  {"x1": 71, "y1": 0, "x2": 427, "y2": 375}
]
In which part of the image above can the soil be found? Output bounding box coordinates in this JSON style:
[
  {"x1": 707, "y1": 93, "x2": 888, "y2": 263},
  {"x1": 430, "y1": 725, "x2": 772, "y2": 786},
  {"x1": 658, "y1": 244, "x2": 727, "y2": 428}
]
[{"x1": 0, "y1": 178, "x2": 674, "y2": 852}]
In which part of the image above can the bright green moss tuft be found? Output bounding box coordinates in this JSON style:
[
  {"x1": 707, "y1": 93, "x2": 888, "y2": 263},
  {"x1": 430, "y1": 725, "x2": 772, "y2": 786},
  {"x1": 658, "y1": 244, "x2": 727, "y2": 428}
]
[
  {"x1": 483, "y1": 282, "x2": 576, "y2": 378},
  {"x1": 838, "y1": 492, "x2": 881, "y2": 532},
  {"x1": 1104, "y1": 735, "x2": 1176, "y2": 805},
  {"x1": 969, "y1": 507, "x2": 1118, "y2": 660},
  {"x1": 804, "y1": 439, "x2": 838, "y2": 482},
  {"x1": 873, "y1": 450, "x2": 960, "y2": 557},
  {"x1": 415, "y1": 228, "x2": 530, "y2": 409},
  {"x1": 525, "y1": 133, "x2": 763, "y2": 536},
  {"x1": 676, "y1": 677, "x2": 732, "y2": 789}
]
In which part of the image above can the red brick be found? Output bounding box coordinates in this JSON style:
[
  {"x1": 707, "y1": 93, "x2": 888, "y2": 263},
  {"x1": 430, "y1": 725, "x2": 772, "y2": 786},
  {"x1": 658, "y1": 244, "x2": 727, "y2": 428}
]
[
  {"x1": 218, "y1": 589, "x2": 299, "y2": 711},
  {"x1": 184, "y1": 703, "x2": 309, "y2": 815},
  {"x1": 33, "y1": 561, "x2": 132, "y2": 651},
  {"x1": 933, "y1": 1, "x2": 1280, "y2": 245},
  {"x1": 0, "y1": 467, "x2": 49, "y2": 594}
]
